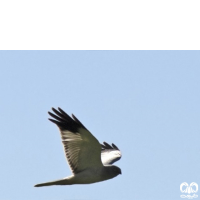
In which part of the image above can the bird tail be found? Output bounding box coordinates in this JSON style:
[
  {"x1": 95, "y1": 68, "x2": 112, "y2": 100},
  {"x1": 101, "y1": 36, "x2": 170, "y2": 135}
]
[{"x1": 34, "y1": 178, "x2": 72, "y2": 187}]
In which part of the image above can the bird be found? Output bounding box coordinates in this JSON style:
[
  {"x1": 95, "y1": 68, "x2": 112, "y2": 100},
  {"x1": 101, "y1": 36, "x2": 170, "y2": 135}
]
[{"x1": 34, "y1": 107, "x2": 122, "y2": 187}]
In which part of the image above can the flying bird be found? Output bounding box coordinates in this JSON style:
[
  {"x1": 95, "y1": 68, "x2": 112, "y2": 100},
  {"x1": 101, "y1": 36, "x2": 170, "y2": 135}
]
[{"x1": 34, "y1": 107, "x2": 122, "y2": 187}]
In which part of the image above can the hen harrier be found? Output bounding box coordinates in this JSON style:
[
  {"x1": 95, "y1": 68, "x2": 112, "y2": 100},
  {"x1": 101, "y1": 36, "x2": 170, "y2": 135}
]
[{"x1": 34, "y1": 107, "x2": 122, "y2": 187}]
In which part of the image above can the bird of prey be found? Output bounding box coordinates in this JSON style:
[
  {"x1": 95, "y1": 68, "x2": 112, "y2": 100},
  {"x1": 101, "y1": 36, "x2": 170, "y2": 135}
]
[{"x1": 34, "y1": 107, "x2": 122, "y2": 187}]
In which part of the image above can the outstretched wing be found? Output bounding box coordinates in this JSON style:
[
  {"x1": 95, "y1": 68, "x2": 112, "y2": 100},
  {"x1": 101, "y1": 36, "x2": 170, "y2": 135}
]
[
  {"x1": 101, "y1": 142, "x2": 122, "y2": 165},
  {"x1": 48, "y1": 107, "x2": 103, "y2": 174}
]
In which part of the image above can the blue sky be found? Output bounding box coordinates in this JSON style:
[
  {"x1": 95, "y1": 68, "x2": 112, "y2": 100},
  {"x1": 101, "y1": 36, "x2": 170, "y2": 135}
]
[{"x1": 0, "y1": 51, "x2": 200, "y2": 200}]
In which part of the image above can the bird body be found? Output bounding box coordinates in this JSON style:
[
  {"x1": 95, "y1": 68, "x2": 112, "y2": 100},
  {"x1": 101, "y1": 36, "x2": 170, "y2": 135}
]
[
  {"x1": 34, "y1": 108, "x2": 122, "y2": 187},
  {"x1": 35, "y1": 165, "x2": 120, "y2": 187}
]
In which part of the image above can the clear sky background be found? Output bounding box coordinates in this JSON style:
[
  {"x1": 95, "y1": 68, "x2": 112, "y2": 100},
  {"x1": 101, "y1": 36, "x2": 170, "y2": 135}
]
[{"x1": 0, "y1": 51, "x2": 200, "y2": 200}]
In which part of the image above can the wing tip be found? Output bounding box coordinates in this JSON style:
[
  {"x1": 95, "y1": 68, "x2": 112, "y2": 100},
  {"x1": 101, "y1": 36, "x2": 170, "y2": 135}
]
[
  {"x1": 101, "y1": 142, "x2": 120, "y2": 151},
  {"x1": 112, "y1": 143, "x2": 119, "y2": 150},
  {"x1": 34, "y1": 184, "x2": 39, "y2": 187}
]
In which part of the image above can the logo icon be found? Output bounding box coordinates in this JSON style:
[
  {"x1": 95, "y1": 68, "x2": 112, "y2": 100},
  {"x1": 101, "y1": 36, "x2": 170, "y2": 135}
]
[{"x1": 180, "y1": 182, "x2": 198, "y2": 199}]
